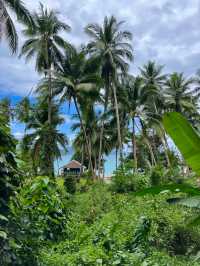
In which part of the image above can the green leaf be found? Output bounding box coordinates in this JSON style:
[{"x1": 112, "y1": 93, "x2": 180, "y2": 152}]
[
  {"x1": 0, "y1": 214, "x2": 8, "y2": 222},
  {"x1": 167, "y1": 196, "x2": 200, "y2": 208},
  {"x1": 163, "y1": 112, "x2": 200, "y2": 175},
  {"x1": 0, "y1": 230, "x2": 7, "y2": 239},
  {"x1": 135, "y1": 184, "x2": 200, "y2": 197}
]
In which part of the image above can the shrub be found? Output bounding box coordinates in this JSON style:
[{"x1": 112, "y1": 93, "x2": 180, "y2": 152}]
[
  {"x1": 9, "y1": 176, "x2": 70, "y2": 264},
  {"x1": 64, "y1": 174, "x2": 77, "y2": 194},
  {"x1": 111, "y1": 164, "x2": 149, "y2": 193}
]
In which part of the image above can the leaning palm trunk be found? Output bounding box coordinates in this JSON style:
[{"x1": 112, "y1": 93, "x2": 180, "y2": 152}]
[
  {"x1": 140, "y1": 120, "x2": 156, "y2": 166},
  {"x1": 132, "y1": 117, "x2": 137, "y2": 170},
  {"x1": 144, "y1": 137, "x2": 157, "y2": 167},
  {"x1": 161, "y1": 136, "x2": 171, "y2": 167},
  {"x1": 73, "y1": 96, "x2": 95, "y2": 179},
  {"x1": 112, "y1": 81, "x2": 123, "y2": 162}
]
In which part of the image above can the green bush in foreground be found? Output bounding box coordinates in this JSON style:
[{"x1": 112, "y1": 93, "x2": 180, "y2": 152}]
[{"x1": 9, "y1": 176, "x2": 71, "y2": 265}]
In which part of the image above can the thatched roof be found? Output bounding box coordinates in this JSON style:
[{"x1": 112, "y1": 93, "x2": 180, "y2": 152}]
[{"x1": 63, "y1": 160, "x2": 83, "y2": 169}]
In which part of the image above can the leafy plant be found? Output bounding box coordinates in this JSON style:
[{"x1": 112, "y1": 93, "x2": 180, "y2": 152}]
[{"x1": 163, "y1": 112, "x2": 200, "y2": 176}]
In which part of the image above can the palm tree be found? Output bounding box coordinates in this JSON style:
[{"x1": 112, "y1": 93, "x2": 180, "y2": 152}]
[
  {"x1": 50, "y1": 47, "x2": 101, "y2": 178},
  {"x1": 0, "y1": 0, "x2": 33, "y2": 53},
  {"x1": 164, "y1": 72, "x2": 196, "y2": 114},
  {"x1": 22, "y1": 99, "x2": 68, "y2": 177},
  {"x1": 15, "y1": 97, "x2": 31, "y2": 134},
  {"x1": 20, "y1": 4, "x2": 71, "y2": 124},
  {"x1": 124, "y1": 75, "x2": 143, "y2": 169},
  {"x1": 72, "y1": 105, "x2": 112, "y2": 178},
  {"x1": 140, "y1": 61, "x2": 166, "y2": 112},
  {"x1": 0, "y1": 97, "x2": 12, "y2": 124},
  {"x1": 139, "y1": 61, "x2": 171, "y2": 166},
  {"x1": 85, "y1": 15, "x2": 133, "y2": 173}
]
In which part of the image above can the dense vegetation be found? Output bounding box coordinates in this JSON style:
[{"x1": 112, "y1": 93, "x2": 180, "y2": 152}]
[{"x1": 1, "y1": 1, "x2": 200, "y2": 265}]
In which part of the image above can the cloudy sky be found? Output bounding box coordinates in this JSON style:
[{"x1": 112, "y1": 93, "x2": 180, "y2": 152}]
[
  {"x1": 1, "y1": 0, "x2": 200, "y2": 96},
  {"x1": 0, "y1": 0, "x2": 200, "y2": 174}
]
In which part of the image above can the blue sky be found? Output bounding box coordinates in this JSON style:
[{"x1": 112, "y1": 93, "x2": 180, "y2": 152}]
[{"x1": 1, "y1": 0, "x2": 200, "y2": 174}]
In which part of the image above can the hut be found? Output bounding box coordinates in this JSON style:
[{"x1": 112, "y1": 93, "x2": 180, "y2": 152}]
[{"x1": 62, "y1": 160, "x2": 85, "y2": 176}]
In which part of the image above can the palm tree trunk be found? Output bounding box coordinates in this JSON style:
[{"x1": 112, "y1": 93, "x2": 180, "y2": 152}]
[
  {"x1": 98, "y1": 103, "x2": 107, "y2": 179},
  {"x1": 112, "y1": 82, "x2": 123, "y2": 162},
  {"x1": 48, "y1": 66, "x2": 52, "y2": 124},
  {"x1": 116, "y1": 147, "x2": 118, "y2": 170},
  {"x1": 140, "y1": 119, "x2": 156, "y2": 167},
  {"x1": 132, "y1": 117, "x2": 137, "y2": 170},
  {"x1": 98, "y1": 82, "x2": 109, "y2": 179},
  {"x1": 81, "y1": 144, "x2": 84, "y2": 175},
  {"x1": 145, "y1": 138, "x2": 156, "y2": 166},
  {"x1": 73, "y1": 96, "x2": 95, "y2": 179},
  {"x1": 161, "y1": 136, "x2": 171, "y2": 167}
]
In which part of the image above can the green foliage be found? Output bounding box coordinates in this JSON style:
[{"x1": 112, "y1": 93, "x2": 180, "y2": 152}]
[
  {"x1": 64, "y1": 174, "x2": 77, "y2": 194},
  {"x1": 149, "y1": 165, "x2": 183, "y2": 186},
  {"x1": 0, "y1": 117, "x2": 18, "y2": 212},
  {"x1": 35, "y1": 183, "x2": 200, "y2": 265},
  {"x1": 111, "y1": 161, "x2": 149, "y2": 193},
  {"x1": 9, "y1": 176, "x2": 71, "y2": 264},
  {"x1": 163, "y1": 112, "x2": 200, "y2": 175}
]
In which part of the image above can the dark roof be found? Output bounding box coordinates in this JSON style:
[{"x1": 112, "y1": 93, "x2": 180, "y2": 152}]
[{"x1": 63, "y1": 160, "x2": 82, "y2": 169}]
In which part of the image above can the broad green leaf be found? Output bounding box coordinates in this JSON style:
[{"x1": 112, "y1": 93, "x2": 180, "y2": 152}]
[
  {"x1": 135, "y1": 184, "x2": 200, "y2": 197},
  {"x1": 0, "y1": 230, "x2": 7, "y2": 239},
  {"x1": 163, "y1": 112, "x2": 200, "y2": 175},
  {"x1": 0, "y1": 214, "x2": 8, "y2": 222},
  {"x1": 167, "y1": 196, "x2": 200, "y2": 208}
]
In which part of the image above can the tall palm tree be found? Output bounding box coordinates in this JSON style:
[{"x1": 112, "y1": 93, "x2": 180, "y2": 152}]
[
  {"x1": 85, "y1": 15, "x2": 133, "y2": 173},
  {"x1": 20, "y1": 4, "x2": 71, "y2": 124},
  {"x1": 139, "y1": 61, "x2": 171, "y2": 166},
  {"x1": 124, "y1": 75, "x2": 143, "y2": 169},
  {"x1": 22, "y1": 99, "x2": 68, "y2": 177},
  {"x1": 0, "y1": 0, "x2": 33, "y2": 53},
  {"x1": 49, "y1": 47, "x2": 101, "y2": 179}
]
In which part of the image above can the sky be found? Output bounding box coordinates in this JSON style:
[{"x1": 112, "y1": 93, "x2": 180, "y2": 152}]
[{"x1": 1, "y1": 0, "x2": 200, "y2": 174}]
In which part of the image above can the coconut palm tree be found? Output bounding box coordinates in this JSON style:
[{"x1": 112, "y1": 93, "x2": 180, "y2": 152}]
[
  {"x1": 85, "y1": 15, "x2": 133, "y2": 173},
  {"x1": 20, "y1": 4, "x2": 71, "y2": 124},
  {"x1": 49, "y1": 47, "x2": 101, "y2": 178},
  {"x1": 164, "y1": 72, "x2": 197, "y2": 114},
  {"x1": 140, "y1": 61, "x2": 166, "y2": 112},
  {"x1": 0, "y1": 97, "x2": 13, "y2": 124},
  {"x1": 0, "y1": 0, "x2": 33, "y2": 53},
  {"x1": 15, "y1": 97, "x2": 31, "y2": 134},
  {"x1": 124, "y1": 75, "x2": 143, "y2": 169},
  {"x1": 22, "y1": 99, "x2": 68, "y2": 177},
  {"x1": 139, "y1": 61, "x2": 171, "y2": 166}
]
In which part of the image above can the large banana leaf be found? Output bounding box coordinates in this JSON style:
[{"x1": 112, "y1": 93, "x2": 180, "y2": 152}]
[{"x1": 163, "y1": 112, "x2": 200, "y2": 175}]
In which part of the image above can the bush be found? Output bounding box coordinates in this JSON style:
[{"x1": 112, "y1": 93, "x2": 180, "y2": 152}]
[
  {"x1": 64, "y1": 174, "x2": 77, "y2": 194},
  {"x1": 9, "y1": 176, "x2": 71, "y2": 265},
  {"x1": 111, "y1": 161, "x2": 149, "y2": 193}
]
